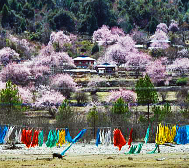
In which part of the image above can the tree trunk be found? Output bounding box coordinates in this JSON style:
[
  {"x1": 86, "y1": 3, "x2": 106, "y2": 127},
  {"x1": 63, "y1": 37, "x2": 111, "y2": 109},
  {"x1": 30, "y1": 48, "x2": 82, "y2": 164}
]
[
  {"x1": 94, "y1": 116, "x2": 96, "y2": 139},
  {"x1": 49, "y1": 107, "x2": 55, "y2": 119},
  {"x1": 148, "y1": 103, "x2": 150, "y2": 124}
]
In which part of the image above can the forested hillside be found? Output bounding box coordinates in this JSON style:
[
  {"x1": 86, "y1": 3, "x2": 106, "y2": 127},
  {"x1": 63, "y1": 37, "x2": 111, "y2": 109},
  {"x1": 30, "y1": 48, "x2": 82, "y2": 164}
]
[{"x1": 1, "y1": 0, "x2": 189, "y2": 44}]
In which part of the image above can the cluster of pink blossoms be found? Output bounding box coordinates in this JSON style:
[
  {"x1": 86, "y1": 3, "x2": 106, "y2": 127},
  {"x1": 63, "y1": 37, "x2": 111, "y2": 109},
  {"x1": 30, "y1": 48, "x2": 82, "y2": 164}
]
[{"x1": 108, "y1": 89, "x2": 137, "y2": 105}]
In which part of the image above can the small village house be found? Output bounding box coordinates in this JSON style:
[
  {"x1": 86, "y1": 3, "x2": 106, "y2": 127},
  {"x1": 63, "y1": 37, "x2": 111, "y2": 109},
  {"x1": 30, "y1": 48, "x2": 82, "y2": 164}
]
[
  {"x1": 96, "y1": 63, "x2": 116, "y2": 74},
  {"x1": 73, "y1": 55, "x2": 96, "y2": 68}
]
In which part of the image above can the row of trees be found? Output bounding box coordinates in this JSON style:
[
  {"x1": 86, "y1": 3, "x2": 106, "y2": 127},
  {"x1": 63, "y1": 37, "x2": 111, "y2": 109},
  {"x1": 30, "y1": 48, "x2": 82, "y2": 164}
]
[
  {"x1": 0, "y1": 80, "x2": 74, "y2": 126},
  {"x1": 1, "y1": 0, "x2": 189, "y2": 42},
  {"x1": 1, "y1": 71, "x2": 189, "y2": 130}
]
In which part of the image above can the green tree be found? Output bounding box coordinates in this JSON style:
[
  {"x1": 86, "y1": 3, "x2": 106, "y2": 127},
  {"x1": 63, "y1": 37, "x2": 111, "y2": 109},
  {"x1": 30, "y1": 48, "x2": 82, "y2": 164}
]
[
  {"x1": 20, "y1": 19, "x2": 26, "y2": 32},
  {"x1": 10, "y1": 0, "x2": 18, "y2": 11},
  {"x1": 147, "y1": 17, "x2": 158, "y2": 33},
  {"x1": 111, "y1": 97, "x2": 129, "y2": 115},
  {"x1": 91, "y1": 43, "x2": 99, "y2": 55},
  {"x1": 0, "y1": 0, "x2": 8, "y2": 11},
  {"x1": 1, "y1": 4, "x2": 10, "y2": 28},
  {"x1": 22, "y1": 3, "x2": 34, "y2": 19},
  {"x1": 0, "y1": 81, "x2": 23, "y2": 123},
  {"x1": 87, "y1": 14, "x2": 98, "y2": 35},
  {"x1": 135, "y1": 74, "x2": 158, "y2": 123},
  {"x1": 17, "y1": 3, "x2": 22, "y2": 11},
  {"x1": 87, "y1": 106, "x2": 99, "y2": 138},
  {"x1": 56, "y1": 99, "x2": 74, "y2": 127},
  {"x1": 151, "y1": 103, "x2": 172, "y2": 122},
  {"x1": 53, "y1": 10, "x2": 76, "y2": 32}
]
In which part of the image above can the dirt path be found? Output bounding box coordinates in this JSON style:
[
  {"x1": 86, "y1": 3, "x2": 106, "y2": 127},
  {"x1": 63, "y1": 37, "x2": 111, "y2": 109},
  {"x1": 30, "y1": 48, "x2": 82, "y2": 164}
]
[{"x1": 0, "y1": 153, "x2": 189, "y2": 168}]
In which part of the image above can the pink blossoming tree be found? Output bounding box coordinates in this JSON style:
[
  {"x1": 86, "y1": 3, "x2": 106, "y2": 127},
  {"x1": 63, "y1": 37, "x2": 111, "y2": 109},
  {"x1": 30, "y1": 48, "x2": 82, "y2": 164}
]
[
  {"x1": 34, "y1": 45, "x2": 75, "y2": 70},
  {"x1": 146, "y1": 59, "x2": 168, "y2": 85},
  {"x1": 107, "y1": 89, "x2": 137, "y2": 107},
  {"x1": 125, "y1": 52, "x2": 152, "y2": 78},
  {"x1": 105, "y1": 35, "x2": 137, "y2": 66},
  {"x1": 8, "y1": 35, "x2": 36, "y2": 59},
  {"x1": 50, "y1": 74, "x2": 77, "y2": 98},
  {"x1": 17, "y1": 86, "x2": 33, "y2": 103},
  {"x1": 0, "y1": 63, "x2": 31, "y2": 86},
  {"x1": 33, "y1": 85, "x2": 65, "y2": 117},
  {"x1": 111, "y1": 26, "x2": 125, "y2": 36},
  {"x1": 92, "y1": 25, "x2": 120, "y2": 45},
  {"x1": 0, "y1": 47, "x2": 20, "y2": 65},
  {"x1": 150, "y1": 29, "x2": 170, "y2": 49},
  {"x1": 48, "y1": 31, "x2": 71, "y2": 48},
  {"x1": 167, "y1": 58, "x2": 189, "y2": 76},
  {"x1": 156, "y1": 23, "x2": 168, "y2": 33}
]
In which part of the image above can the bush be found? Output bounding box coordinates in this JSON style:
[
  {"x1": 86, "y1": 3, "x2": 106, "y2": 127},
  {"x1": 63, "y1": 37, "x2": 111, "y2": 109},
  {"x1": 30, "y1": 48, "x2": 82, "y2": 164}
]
[
  {"x1": 180, "y1": 109, "x2": 189, "y2": 119},
  {"x1": 139, "y1": 115, "x2": 147, "y2": 123},
  {"x1": 176, "y1": 77, "x2": 188, "y2": 86},
  {"x1": 56, "y1": 99, "x2": 74, "y2": 127},
  {"x1": 74, "y1": 91, "x2": 88, "y2": 105},
  {"x1": 91, "y1": 43, "x2": 99, "y2": 55}
]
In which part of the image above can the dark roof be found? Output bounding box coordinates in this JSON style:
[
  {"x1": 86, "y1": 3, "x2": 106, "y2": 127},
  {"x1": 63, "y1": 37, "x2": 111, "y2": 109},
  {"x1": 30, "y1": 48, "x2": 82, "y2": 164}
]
[
  {"x1": 78, "y1": 55, "x2": 88, "y2": 58},
  {"x1": 102, "y1": 63, "x2": 110, "y2": 65}
]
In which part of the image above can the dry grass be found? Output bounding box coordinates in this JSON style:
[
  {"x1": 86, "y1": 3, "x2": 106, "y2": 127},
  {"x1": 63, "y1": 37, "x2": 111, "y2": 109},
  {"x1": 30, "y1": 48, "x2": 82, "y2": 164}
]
[{"x1": 0, "y1": 153, "x2": 189, "y2": 168}]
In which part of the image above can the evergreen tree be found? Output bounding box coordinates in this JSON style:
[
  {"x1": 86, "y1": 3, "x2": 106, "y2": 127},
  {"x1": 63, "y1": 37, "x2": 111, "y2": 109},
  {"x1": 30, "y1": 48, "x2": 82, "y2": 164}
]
[
  {"x1": 22, "y1": 3, "x2": 34, "y2": 19},
  {"x1": 10, "y1": 0, "x2": 18, "y2": 11},
  {"x1": 17, "y1": 3, "x2": 22, "y2": 11},
  {"x1": 111, "y1": 97, "x2": 129, "y2": 115},
  {"x1": 56, "y1": 99, "x2": 74, "y2": 127},
  {"x1": 87, "y1": 106, "x2": 99, "y2": 138},
  {"x1": 135, "y1": 74, "x2": 158, "y2": 123},
  {"x1": 20, "y1": 19, "x2": 26, "y2": 32},
  {"x1": 88, "y1": 14, "x2": 98, "y2": 35},
  {"x1": 53, "y1": 10, "x2": 76, "y2": 32},
  {"x1": 147, "y1": 17, "x2": 158, "y2": 33},
  {"x1": 0, "y1": 0, "x2": 9, "y2": 11},
  {"x1": 1, "y1": 4, "x2": 10, "y2": 28},
  {"x1": 151, "y1": 103, "x2": 172, "y2": 122},
  {"x1": 0, "y1": 81, "x2": 23, "y2": 123}
]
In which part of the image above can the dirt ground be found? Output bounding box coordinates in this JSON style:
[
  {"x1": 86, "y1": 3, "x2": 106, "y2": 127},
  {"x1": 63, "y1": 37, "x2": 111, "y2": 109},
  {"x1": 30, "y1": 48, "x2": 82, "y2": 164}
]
[{"x1": 0, "y1": 153, "x2": 189, "y2": 168}]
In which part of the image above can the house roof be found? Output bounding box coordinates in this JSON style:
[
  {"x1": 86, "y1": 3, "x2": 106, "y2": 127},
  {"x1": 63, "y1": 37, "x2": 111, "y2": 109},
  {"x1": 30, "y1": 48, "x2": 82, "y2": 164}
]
[
  {"x1": 135, "y1": 45, "x2": 144, "y2": 48},
  {"x1": 73, "y1": 55, "x2": 95, "y2": 61},
  {"x1": 150, "y1": 39, "x2": 170, "y2": 43},
  {"x1": 63, "y1": 69, "x2": 97, "y2": 73},
  {"x1": 96, "y1": 62, "x2": 116, "y2": 68}
]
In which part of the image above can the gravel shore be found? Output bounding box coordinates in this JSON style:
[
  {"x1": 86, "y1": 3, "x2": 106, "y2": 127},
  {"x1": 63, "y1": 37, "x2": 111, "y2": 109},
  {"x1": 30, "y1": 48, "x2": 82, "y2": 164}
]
[{"x1": 1, "y1": 142, "x2": 189, "y2": 156}]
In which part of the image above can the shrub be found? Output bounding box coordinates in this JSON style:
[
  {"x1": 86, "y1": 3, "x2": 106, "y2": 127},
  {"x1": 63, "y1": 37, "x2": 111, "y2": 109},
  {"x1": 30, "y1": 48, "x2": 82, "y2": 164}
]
[
  {"x1": 139, "y1": 115, "x2": 148, "y2": 123},
  {"x1": 87, "y1": 106, "x2": 99, "y2": 125},
  {"x1": 180, "y1": 109, "x2": 189, "y2": 119},
  {"x1": 56, "y1": 99, "x2": 74, "y2": 127},
  {"x1": 74, "y1": 91, "x2": 88, "y2": 105},
  {"x1": 150, "y1": 103, "x2": 172, "y2": 122},
  {"x1": 176, "y1": 77, "x2": 188, "y2": 86},
  {"x1": 91, "y1": 43, "x2": 99, "y2": 55}
]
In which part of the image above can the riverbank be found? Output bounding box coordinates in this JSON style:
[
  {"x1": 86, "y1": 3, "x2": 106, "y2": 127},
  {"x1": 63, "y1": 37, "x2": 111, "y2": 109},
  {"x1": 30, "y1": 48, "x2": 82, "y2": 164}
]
[{"x1": 0, "y1": 143, "x2": 189, "y2": 167}]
